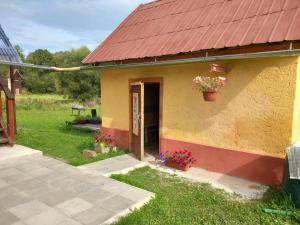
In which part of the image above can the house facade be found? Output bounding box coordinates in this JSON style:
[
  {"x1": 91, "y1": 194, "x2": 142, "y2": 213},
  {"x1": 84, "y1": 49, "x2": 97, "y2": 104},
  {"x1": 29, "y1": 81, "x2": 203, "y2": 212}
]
[{"x1": 84, "y1": 0, "x2": 300, "y2": 186}]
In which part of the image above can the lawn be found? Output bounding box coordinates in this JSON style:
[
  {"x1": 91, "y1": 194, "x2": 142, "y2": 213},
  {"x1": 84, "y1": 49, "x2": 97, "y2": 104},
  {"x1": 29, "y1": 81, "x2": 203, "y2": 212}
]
[
  {"x1": 112, "y1": 167, "x2": 300, "y2": 225},
  {"x1": 14, "y1": 94, "x2": 127, "y2": 166}
]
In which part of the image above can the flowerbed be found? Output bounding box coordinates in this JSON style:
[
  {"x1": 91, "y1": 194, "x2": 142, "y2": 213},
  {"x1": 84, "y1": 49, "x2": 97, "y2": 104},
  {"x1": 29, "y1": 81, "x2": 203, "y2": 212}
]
[{"x1": 156, "y1": 150, "x2": 196, "y2": 171}]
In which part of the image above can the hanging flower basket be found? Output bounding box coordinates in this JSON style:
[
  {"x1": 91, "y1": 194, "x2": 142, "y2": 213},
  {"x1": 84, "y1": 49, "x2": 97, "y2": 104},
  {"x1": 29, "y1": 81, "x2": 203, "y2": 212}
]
[
  {"x1": 203, "y1": 91, "x2": 218, "y2": 102},
  {"x1": 192, "y1": 76, "x2": 227, "y2": 102}
]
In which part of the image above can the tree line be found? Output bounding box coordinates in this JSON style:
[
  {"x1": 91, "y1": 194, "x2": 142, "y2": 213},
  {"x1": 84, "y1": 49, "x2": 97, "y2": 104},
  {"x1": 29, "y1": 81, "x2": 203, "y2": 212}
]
[{"x1": 15, "y1": 46, "x2": 100, "y2": 102}]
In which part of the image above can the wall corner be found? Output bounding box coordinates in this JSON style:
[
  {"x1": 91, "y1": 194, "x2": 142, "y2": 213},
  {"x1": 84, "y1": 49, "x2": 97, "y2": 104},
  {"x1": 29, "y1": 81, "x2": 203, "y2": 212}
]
[{"x1": 292, "y1": 56, "x2": 300, "y2": 143}]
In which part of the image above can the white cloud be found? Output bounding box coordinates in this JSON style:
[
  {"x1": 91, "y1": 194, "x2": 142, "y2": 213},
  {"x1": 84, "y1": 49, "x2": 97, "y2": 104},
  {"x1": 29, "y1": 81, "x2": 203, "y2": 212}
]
[{"x1": 0, "y1": 0, "x2": 151, "y2": 54}]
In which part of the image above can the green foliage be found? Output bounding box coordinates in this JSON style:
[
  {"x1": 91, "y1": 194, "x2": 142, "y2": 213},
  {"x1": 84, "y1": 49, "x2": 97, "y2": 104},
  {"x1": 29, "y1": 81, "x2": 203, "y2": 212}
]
[
  {"x1": 23, "y1": 49, "x2": 56, "y2": 93},
  {"x1": 57, "y1": 70, "x2": 100, "y2": 102},
  {"x1": 112, "y1": 167, "x2": 300, "y2": 225},
  {"x1": 53, "y1": 47, "x2": 100, "y2": 102},
  {"x1": 15, "y1": 45, "x2": 26, "y2": 62},
  {"x1": 26, "y1": 49, "x2": 54, "y2": 66},
  {"x1": 21, "y1": 46, "x2": 100, "y2": 102}
]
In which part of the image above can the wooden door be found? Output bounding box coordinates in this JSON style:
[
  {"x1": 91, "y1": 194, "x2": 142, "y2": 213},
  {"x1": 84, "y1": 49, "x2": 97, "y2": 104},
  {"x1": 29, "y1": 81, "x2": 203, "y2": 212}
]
[{"x1": 130, "y1": 83, "x2": 144, "y2": 160}]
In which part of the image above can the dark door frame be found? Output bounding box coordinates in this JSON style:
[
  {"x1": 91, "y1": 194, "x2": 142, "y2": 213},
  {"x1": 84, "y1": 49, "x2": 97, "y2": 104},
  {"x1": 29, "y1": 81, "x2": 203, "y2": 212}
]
[{"x1": 129, "y1": 77, "x2": 163, "y2": 160}]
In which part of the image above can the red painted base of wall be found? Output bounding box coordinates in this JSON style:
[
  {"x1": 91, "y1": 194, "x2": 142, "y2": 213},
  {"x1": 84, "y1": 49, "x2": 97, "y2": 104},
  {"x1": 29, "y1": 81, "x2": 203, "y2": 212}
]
[
  {"x1": 100, "y1": 127, "x2": 285, "y2": 186},
  {"x1": 162, "y1": 138, "x2": 285, "y2": 186},
  {"x1": 101, "y1": 127, "x2": 129, "y2": 149}
]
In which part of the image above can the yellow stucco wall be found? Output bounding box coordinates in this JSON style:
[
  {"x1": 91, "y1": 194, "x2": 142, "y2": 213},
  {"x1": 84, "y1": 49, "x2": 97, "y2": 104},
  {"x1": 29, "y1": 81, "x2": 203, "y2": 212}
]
[
  {"x1": 292, "y1": 57, "x2": 300, "y2": 142},
  {"x1": 101, "y1": 56, "x2": 299, "y2": 157}
]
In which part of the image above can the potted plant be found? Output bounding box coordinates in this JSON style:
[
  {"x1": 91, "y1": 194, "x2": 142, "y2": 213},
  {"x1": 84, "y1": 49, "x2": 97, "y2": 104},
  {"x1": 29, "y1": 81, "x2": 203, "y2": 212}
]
[
  {"x1": 156, "y1": 150, "x2": 196, "y2": 171},
  {"x1": 92, "y1": 131, "x2": 113, "y2": 154},
  {"x1": 192, "y1": 76, "x2": 227, "y2": 101}
]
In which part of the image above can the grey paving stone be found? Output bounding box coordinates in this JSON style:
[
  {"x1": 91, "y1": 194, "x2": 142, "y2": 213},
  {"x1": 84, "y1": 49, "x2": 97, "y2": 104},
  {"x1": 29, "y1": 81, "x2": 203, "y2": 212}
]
[
  {"x1": 39, "y1": 159, "x2": 65, "y2": 169},
  {"x1": 11, "y1": 221, "x2": 26, "y2": 225},
  {"x1": 0, "y1": 168, "x2": 21, "y2": 178},
  {"x1": 2, "y1": 171, "x2": 32, "y2": 185},
  {"x1": 23, "y1": 208, "x2": 71, "y2": 225},
  {"x1": 23, "y1": 183, "x2": 60, "y2": 199},
  {"x1": 120, "y1": 187, "x2": 155, "y2": 202},
  {"x1": 15, "y1": 162, "x2": 44, "y2": 172},
  {"x1": 56, "y1": 197, "x2": 93, "y2": 216},
  {"x1": 27, "y1": 166, "x2": 53, "y2": 177},
  {"x1": 37, "y1": 189, "x2": 77, "y2": 207},
  {"x1": 83, "y1": 175, "x2": 112, "y2": 186},
  {"x1": 0, "y1": 187, "x2": 31, "y2": 209},
  {"x1": 74, "y1": 206, "x2": 114, "y2": 225},
  {"x1": 8, "y1": 200, "x2": 51, "y2": 219},
  {"x1": 78, "y1": 187, "x2": 114, "y2": 204},
  {"x1": 0, "y1": 146, "x2": 155, "y2": 225},
  {"x1": 100, "y1": 180, "x2": 136, "y2": 195},
  {"x1": 0, "y1": 209, "x2": 19, "y2": 225},
  {"x1": 0, "y1": 178, "x2": 9, "y2": 189},
  {"x1": 63, "y1": 180, "x2": 94, "y2": 194},
  {"x1": 14, "y1": 178, "x2": 44, "y2": 192},
  {"x1": 57, "y1": 218, "x2": 82, "y2": 225},
  {"x1": 99, "y1": 195, "x2": 134, "y2": 213},
  {"x1": 49, "y1": 176, "x2": 77, "y2": 188},
  {"x1": 36, "y1": 172, "x2": 66, "y2": 184}
]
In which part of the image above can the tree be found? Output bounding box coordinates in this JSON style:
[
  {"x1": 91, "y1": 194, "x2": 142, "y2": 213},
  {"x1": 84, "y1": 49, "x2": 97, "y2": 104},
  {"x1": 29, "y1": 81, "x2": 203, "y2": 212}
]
[
  {"x1": 23, "y1": 49, "x2": 56, "y2": 93},
  {"x1": 20, "y1": 46, "x2": 100, "y2": 101},
  {"x1": 54, "y1": 47, "x2": 100, "y2": 102},
  {"x1": 26, "y1": 49, "x2": 54, "y2": 66},
  {"x1": 14, "y1": 45, "x2": 25, "y2": 62}
]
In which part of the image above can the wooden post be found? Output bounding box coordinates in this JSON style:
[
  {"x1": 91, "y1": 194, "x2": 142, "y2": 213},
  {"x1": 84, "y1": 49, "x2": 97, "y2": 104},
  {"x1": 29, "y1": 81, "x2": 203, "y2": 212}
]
[
  {"x1": 6, "y1": 98, "x2": 15, "y2": 144},
  {"x1": 0, "y1": 91, "x2": 2, "y2": 118},
  {"x1": 9, "y1": 66, "x2": 17, "y2": 134}
]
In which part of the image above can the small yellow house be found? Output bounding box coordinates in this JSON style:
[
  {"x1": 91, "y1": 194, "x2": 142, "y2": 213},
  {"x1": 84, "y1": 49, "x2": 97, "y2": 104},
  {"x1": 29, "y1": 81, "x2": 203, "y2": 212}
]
[{"x1": 83, "y1": 0, "x2": 300, "y2": 186}]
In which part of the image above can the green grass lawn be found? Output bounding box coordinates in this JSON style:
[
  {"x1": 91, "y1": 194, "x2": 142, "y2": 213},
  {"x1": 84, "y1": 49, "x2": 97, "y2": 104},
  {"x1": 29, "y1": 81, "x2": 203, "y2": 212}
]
[
  {"x1": 15, "y1": 94, "x2": 127, "y2": 166},
  {"x1": 112, "y1": 167, "x2": 300, "y2": 225}
]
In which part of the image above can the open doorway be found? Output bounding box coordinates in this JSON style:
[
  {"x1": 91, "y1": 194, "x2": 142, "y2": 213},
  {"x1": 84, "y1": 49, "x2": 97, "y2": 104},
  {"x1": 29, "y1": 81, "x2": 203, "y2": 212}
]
[
  {"x1": 129, "y1": 79, "x2": 162, "y2": 160},
  {"x1": 144, "y1": 83, "x2": 160, "y2": 155}
]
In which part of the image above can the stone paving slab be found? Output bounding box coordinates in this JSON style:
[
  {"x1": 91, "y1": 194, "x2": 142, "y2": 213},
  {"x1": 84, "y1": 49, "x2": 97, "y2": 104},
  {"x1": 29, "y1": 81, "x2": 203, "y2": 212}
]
[
  {"x1": 79, "y1": 153, "x2": 268, "y2": 199},
  {"x1": 78, "y1": 154, "x2": 147, "y2": 177},
  {"x1": 0, "y1": 147, "x2": 155, "y2": 225},
  {"x1": 147, "y1": 159, "x2": 268, "y2": 199},
  {"x1": 0, "y1": 145, "x2": 42, "y2": 162}
]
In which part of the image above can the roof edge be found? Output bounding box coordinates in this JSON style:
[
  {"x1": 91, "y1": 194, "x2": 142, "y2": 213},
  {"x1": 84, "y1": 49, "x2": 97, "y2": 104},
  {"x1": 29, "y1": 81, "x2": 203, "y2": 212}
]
[{"x1": 83, "y1": 41, "x2": 300, "y2": 65}]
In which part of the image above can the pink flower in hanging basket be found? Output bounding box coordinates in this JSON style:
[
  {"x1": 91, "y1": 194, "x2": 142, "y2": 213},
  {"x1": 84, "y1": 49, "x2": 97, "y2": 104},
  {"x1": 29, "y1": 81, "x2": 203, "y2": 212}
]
[{"x1": 192, "y1": 76, "x2": 227, "y2": 92}]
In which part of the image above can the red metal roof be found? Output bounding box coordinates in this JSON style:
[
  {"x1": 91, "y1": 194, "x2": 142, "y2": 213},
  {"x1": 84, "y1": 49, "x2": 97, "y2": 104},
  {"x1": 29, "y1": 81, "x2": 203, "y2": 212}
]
[{"x1": 83, "y1": 0, "x2": 300, "y2": 64}]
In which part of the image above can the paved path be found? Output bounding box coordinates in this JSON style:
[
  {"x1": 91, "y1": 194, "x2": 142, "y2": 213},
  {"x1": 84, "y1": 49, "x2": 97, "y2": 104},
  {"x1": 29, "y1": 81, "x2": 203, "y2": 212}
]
[
  {"x1": 78, "y1": 154, "x2": 147, "y2": 177},
  {"x1": 0, "y1": 147, "x2": 154, "y2": 225},
  {"x1": 80, "y1": 154, "x2": 268, "y2": 199}
]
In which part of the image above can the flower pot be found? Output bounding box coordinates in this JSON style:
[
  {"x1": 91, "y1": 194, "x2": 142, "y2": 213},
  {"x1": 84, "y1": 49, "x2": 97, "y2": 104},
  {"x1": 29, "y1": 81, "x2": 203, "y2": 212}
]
[
  {"x1": 166, "y1": 161, "x2": 191, "y2": 171},
  {"x1": 101, "y1": 147, "x2": 110, "y2": 154},
  {"x1": 95, "y1": 142, "x2": 110, "y2": 154},
  {"x1": 203, "y1": 91, "x2": 218, "y2": 102}
]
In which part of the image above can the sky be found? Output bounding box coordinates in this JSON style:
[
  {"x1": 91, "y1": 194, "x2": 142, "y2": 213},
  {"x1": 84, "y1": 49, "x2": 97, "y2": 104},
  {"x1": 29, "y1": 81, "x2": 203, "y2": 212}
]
[{"x1": 0, "y1": 0, "x2": 151, "y2": 55}]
